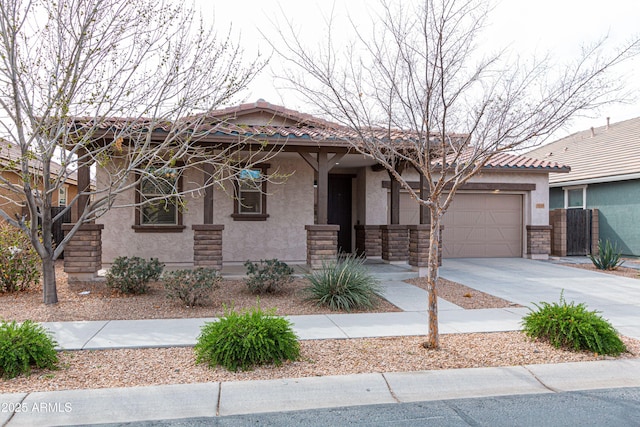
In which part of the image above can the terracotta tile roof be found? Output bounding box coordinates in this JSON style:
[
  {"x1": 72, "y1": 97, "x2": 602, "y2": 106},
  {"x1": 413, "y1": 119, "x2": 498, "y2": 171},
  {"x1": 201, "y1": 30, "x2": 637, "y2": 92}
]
[
  {"x1": 74, "y1": 100, "x2": 564, "y2": 172},
  {"x1": 481, "y1": 152, "x2": 570, "y2": 172},
  {"x1": 526, "y1": 116, "x2": 640, "y2": 184}
]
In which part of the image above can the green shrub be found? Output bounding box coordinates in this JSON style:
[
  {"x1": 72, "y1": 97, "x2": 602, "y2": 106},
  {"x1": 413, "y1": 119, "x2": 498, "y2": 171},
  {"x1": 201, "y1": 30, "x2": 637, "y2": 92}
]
[
  {"x1": 0, "y1": 223, "x2": 40, "y2": 293},
  {"x1": 0, "y1": 320, "x2": 59, "y2": 379},
  {"x1": 195, "y1": 305, "x2": 300, "y2": 372},
  {"x1": 105, "y1": 256, "x2": 164, "y2": 294},
  {"x1": 589, "y1": 239, "x2": 624, "y2": 270},
  {"x1": 522, "y1": 293, "x2": 627, "y2": 356},
  {"x1": 244, "y1": 259, "x2": 294, "y2": 294},
  {"x1": 304, "y1": 253, "x2": 382, "y2": 312},
  {"x1": 163, "y1": 267, "x2": 221, "y2": 306}
]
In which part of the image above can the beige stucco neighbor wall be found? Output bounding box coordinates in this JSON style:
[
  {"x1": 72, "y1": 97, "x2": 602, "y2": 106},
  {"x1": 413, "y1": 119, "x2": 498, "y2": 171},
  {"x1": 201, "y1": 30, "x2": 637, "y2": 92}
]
[{"x1": 98, "y1": 154, "x2": 313, "y2": 267}]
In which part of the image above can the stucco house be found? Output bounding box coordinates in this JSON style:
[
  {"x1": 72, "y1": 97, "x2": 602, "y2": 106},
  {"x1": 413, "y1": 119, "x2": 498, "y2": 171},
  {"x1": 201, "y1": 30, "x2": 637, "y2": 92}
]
[
  {"x1": 527, "y1": 117, "x2": 640, "y2": 257},
  {"x1": 62, "y1": 101, "x2": 568, "y2": 281},
  {"x1": 0, "y1": 139, "x2": 79, "y2": 221}
]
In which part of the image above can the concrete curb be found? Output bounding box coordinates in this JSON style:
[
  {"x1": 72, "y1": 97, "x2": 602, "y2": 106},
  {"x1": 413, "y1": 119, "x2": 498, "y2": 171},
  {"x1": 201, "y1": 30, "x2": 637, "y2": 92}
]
[{"x1": 3, "y1": 359, "x2": 639, "y2": 426}]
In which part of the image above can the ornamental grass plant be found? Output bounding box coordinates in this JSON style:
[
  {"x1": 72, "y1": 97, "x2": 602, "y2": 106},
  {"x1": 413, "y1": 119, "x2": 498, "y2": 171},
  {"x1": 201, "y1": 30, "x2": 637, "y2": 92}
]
[{"x1": 304, "y1": 253, "x2": 383, "y2": 312}]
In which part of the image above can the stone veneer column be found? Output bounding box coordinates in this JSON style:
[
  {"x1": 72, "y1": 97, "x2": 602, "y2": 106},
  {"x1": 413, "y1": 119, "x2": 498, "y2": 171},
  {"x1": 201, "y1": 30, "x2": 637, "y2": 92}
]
[
  {"x1": 192, "y1": 225, "x2": 224, "y2": 270},
  {"x1": 549, "y1": 209, "x2": 567, "y2": 256},
  {"x1": 381, "y1": 224, "x2": 409, "y2": 263},
  {"x1": 526, "y1": 225, "x2": 552, "y2": 259},
  {"x1": 408, "y1": 225, "x2": 444, "y2": 274},
  {"x1": 305, "y1": 225, "x2": 339, "y2": 269},
  {"x1": 354, "y1": 225, "x2": 382, "y2": 258},
  {"x1": 62, "y1": 224, "x2": 104, "y2": 283},
  {"x1": 590, "y1": 209, "x2": 599, "y2": 255}
]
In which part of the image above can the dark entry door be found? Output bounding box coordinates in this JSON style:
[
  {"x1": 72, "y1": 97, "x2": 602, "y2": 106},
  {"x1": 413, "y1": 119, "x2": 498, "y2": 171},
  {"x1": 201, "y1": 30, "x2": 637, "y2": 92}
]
[
  {"x1": 566, "y1": 208, "x2": 591, "y2": 255},
  {"x1": 328, "y1": 175, "x2": 352, "y2": 253}
]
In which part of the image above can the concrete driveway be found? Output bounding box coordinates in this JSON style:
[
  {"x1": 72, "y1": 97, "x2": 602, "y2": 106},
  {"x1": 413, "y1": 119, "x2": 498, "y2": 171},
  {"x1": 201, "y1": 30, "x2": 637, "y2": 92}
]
[{"x1": 439, "y1": 258, "x2": 640, "y2": 340}]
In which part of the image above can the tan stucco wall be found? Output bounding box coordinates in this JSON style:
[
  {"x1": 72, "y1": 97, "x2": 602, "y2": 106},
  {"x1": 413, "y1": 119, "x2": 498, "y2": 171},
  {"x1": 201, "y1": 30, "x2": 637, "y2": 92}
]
[
  {"x1": 364, "y1": 166, "x2": 388, "y2": 225},
  {"x1": 97, "y1": 154, "x2": 314, "y2": 266}
]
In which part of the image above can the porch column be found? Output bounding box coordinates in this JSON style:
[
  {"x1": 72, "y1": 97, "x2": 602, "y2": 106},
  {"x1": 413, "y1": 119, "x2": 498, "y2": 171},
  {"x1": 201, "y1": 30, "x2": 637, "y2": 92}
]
[
  {"x1": 75, "y1": 148, "x2": 92, "y2": 223},
  {"x1": 419, "y1": 172, "x2": 428, "y2": 224},
  {"x1": 549, "y1": 209, "x2": 567, "y2": 256},
  {"x1": 203, "y1": 162, "x2": 214, "y2": 224},
  {"x1": 306, "y1": 224, "x2": 339, "y2": 269},
  {"x1": 390, "y1": 173, "x2": 400, "y2": 225},
  {"x1": 526, "y1": 225, "x2": 552, "y2": 260},
  {"x1": 192, "y1": 225, "x2": 224, "y2": 269},
  {"x1": 409, "y1": 224, "x2": 443, "y2": 276},
  {"x1": 355, "y1": 225, "x2": 382, "y2": 258},
  {"x1": 381, "y1": 224, "x2": 409, "y2": 263},
  {"x1": 62, "y1": 223, "x2": 104, "y2": 285},
  {"x1": 298, "y1": 150, "x2": 345, "y2": 225}
]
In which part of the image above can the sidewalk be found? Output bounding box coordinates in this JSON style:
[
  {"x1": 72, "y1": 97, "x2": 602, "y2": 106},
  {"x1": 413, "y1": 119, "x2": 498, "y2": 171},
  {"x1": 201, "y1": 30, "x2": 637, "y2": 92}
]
[{"x1": 2, "y1": 259, "x2": 640, "y2": 426}]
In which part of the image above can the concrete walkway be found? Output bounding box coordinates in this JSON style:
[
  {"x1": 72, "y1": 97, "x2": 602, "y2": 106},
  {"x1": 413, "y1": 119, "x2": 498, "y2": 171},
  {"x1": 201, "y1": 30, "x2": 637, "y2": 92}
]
[{"x1": 3, "y1": 258, "x2": 640, "y2": 426}]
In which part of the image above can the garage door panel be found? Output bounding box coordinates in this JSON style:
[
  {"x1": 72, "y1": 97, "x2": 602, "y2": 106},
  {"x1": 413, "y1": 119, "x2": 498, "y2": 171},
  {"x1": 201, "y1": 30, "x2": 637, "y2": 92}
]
[
  {"x1": 397, "y1": 192, "x2": 523, "y2": 258},
  {"x1": 442, "y1": 194, "x2": 522, "y2": 258}
]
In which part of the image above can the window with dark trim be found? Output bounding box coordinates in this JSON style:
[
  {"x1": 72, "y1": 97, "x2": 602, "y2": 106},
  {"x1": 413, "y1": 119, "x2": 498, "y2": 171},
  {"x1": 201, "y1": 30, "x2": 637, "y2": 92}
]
[
  {"x1": 133, "y1": 167, "x2": 185, "y2": 232},
  {"x1": 232, "y1": 164, "x2": 269, "y2": 221}
]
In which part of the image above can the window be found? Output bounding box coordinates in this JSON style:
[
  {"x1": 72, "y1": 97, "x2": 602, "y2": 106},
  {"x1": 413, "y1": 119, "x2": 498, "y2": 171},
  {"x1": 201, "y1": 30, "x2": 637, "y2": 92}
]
[
  {"x1": 58, "y1": 186, "x2": 67, "y2": 207},
  {"x1": 232, "y1": 164, "x2": 269, "y2": 221},
  {"x1": 133, "y1": 167, "x2": 185, "y2": 232},
  {"x1": 564, "y1": 186, "x2": 586, "y2": 209}
]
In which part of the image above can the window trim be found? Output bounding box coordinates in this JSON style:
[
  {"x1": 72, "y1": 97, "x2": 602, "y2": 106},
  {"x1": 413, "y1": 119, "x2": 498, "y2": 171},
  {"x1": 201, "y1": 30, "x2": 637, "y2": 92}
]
[
  {"x1": 232, "y1": 164, "x2": 270, "y2": 221},
  {"x1": 563, "y1": 185, "x2": 587, "y2": 209},
  {"x1": 133, "y1": 169, "x2": 186, "y2": 233},
  {"x1": 58, "y1": 185, "x2": 68, "y2": 207}
]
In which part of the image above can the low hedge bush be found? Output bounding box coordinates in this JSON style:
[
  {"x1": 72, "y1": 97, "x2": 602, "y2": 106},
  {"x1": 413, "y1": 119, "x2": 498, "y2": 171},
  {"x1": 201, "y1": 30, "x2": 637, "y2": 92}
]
[
  {"x1": 0, "y1": 223, "x2": 40, "y2": 293},
  {"x1": 244, "y1": 259, "x2": 294, "y2": 294},
  {"x1": 0, "y1": 320, "x2": 59, "y2": 379},
  {"x1": 163, "y1": 267, "x2": 221, "y2": 306},
  {"x1": 522, "y1": 293, "x2": 627, "y2": 356},
  {"x1": 105, "y1": 256, "x2": 164, "y2": 294},
  {"x1": 195, "y1": 305, "x2": 300, "y2": 372}
]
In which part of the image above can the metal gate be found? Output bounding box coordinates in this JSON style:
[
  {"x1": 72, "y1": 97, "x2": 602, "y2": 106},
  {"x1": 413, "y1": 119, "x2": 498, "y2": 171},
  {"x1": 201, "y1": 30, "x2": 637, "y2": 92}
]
[
  {"x1": 566, "y1": 209, "x2": 592, "y2": 255},
  {"x1": 51, "y1": 207, "x2": 72, "y2": 258}
]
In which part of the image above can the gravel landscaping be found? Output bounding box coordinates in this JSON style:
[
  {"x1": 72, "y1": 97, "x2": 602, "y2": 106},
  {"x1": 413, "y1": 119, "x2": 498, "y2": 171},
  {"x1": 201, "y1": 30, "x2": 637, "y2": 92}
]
[{"x1": 1, "y1": 261, "x2": 638, "y2": 393}]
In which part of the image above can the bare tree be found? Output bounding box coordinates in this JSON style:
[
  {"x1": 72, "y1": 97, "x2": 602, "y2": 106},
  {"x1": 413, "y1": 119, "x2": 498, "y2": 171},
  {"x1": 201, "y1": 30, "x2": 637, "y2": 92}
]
[
  {"x1": 0, "y1": 0, "x2": 268, "y2": 304},
  {"x1": 271, "y1": 0, "x2": 640, "y2": 348}
]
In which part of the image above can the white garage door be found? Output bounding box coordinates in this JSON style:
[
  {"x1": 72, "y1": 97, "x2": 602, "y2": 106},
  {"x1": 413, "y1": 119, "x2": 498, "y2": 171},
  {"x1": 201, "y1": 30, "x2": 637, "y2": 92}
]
[{"x1": 397, "y1": 192, "x2": 523, "y2": 258}]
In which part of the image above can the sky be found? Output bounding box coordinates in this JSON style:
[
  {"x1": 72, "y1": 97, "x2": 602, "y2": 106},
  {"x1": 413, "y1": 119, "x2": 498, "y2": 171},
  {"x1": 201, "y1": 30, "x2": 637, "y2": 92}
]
[{"x1": 195, "y1": 0, "x2": 640, "y2": 138}]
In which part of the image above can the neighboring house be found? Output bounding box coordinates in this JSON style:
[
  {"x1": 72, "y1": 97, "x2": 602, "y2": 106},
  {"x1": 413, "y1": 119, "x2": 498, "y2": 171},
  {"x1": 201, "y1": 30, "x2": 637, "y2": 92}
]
[
  {"x1": 527, "y1": 116, "x2": 640, "y2": 256},
  {"x1": 0, "y1": 139, "x2": 79, "y2": 222},
  {"x1": 64, "y1": 100, "x2": 568, "y2": 280}
]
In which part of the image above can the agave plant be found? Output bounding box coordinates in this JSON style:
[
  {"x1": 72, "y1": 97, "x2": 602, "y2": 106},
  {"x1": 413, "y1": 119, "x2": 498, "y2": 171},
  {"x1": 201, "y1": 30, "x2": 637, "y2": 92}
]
[{"x1": 588, "y1": 239, "x2": 624, "y2": 270}]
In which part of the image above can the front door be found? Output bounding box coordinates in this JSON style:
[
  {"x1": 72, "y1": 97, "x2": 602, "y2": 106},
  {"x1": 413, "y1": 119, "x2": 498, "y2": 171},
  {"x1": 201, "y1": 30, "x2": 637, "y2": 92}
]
[{"x1": 328, "y1": 174, "x2": 353, "y2": 253}]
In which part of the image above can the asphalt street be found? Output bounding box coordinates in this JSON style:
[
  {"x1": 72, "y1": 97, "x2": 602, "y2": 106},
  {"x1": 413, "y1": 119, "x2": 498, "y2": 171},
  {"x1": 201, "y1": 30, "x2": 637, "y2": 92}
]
[{"x1": 74, "y1": 386, "x2": 640, "y2": 427}]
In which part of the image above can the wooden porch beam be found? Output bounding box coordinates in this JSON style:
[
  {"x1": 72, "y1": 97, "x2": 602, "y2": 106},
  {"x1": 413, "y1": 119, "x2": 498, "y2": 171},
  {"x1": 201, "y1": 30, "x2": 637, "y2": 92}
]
[
  {"x1": 203, "y1": 163, "x2": 214, "y2": 224},
  {"x1": 317, "y1": 149, "x2": 329, "y2": 225}
]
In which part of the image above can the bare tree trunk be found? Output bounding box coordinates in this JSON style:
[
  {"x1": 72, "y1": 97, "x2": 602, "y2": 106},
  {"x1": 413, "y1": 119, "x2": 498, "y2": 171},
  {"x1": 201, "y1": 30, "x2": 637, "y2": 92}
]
[
  {"x1": 42, "y1": 256, "x2": 58, "y2": 305},
  {"x1": 423, "y1": 207, "x2": 440, "y2": 349}
]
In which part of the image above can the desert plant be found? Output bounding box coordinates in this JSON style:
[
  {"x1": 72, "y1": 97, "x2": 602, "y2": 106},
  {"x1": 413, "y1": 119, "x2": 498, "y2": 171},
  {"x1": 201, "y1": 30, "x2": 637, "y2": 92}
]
[
  {"x1": 195, "y1": 305, "x2": 300, "y2": 372},
  {"x1": 589, "y1": 239, "x2": 624, "y2": 270},
  {"x1": 163, "y1": 267, "x2": 221, "y2": 306},
  {"x1": 522, "y1": 293, "x2": 627, "y2": 356},
  {"x1": 105, "y1": 256, "x2": 164, "y2": 294},
  {"x1": 244, "y1": 259, "x2": 294, "y2": 294},
  {"x1": 0, "y1": 223, "x2": 41, "y2": 293},
  {"x1": 0, "y1": 320, "x2": 59, "y2": 379},
  {"x1": 304, "y1": 253, "x2": 383, "y2": 312}
]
